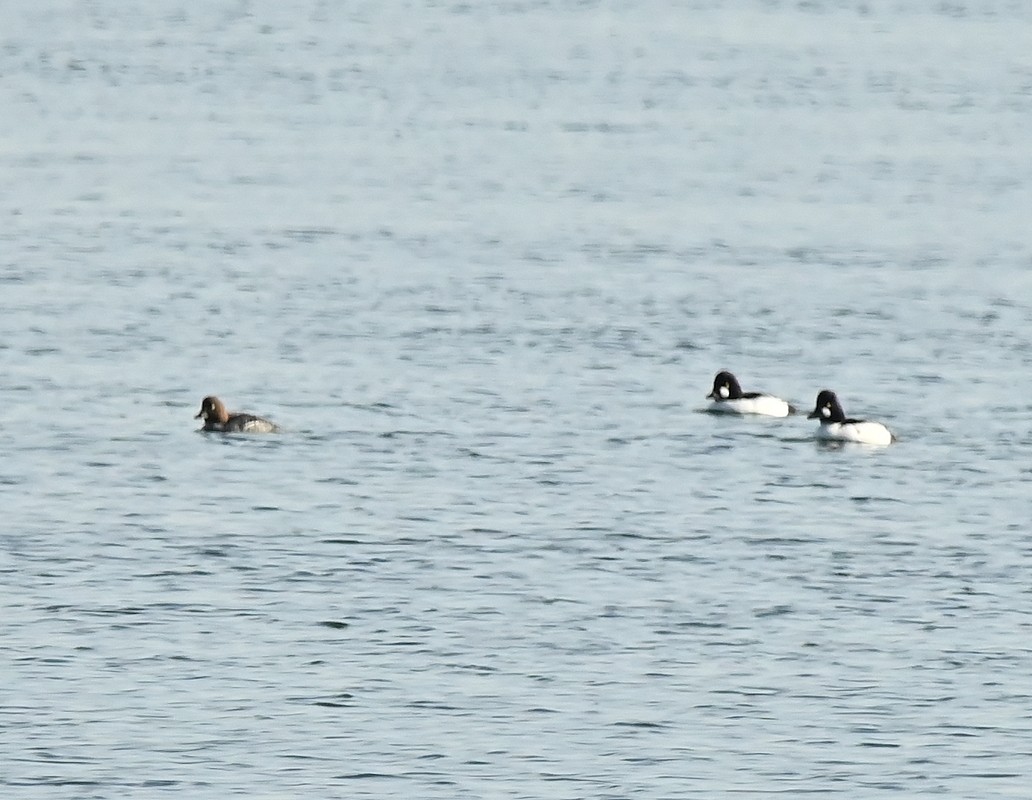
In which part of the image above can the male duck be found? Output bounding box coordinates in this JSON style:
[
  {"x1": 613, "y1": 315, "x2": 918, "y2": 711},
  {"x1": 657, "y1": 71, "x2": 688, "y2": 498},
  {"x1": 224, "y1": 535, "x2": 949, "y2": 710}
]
[
  {"x1": 706, "y1": 371, "x2": 796, "y2": 417},
  {"x1": 808, "y1": 389, "x2": 893, "y2": 445}
]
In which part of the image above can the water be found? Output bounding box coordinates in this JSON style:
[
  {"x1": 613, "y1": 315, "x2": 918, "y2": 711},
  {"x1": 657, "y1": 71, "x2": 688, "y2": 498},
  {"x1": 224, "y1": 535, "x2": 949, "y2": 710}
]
[{"x1": 3, "y1": 1, "x2": 1032, "y2": 797}]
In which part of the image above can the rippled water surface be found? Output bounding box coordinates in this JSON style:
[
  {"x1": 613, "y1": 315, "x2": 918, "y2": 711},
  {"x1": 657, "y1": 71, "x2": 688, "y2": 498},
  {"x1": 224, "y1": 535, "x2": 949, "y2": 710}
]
[{"x1": 4, "y1": 2, "x2": 1032, "y2": 797}]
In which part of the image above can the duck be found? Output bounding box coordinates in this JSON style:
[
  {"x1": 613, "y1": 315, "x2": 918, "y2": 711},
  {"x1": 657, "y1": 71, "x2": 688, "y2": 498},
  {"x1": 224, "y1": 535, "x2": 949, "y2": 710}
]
[
  {"x1": 705, "y1": 371, "x2": 796, "y2": 417},
  {"x1": 195, "y1": 396, "x2": 279, "y2": 433},
  {"x1": 807, "y1": 389, "x2": 893, "y2": 445}
]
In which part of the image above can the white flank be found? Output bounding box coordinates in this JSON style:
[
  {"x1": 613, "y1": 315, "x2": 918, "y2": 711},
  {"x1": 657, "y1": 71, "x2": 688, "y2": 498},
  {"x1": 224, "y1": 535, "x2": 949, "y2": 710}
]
[
  {"x1": 816, "y1": 421, "x2": 893, "y2": 446},
  {"x1": 708, "y1": 395, "x2": 791, "y2": 418}
]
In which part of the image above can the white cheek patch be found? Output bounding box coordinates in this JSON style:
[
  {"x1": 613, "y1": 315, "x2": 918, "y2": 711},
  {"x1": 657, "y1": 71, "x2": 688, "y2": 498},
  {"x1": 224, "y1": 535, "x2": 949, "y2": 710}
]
[
  {"x1": 719, "y1": 385, "x2": 729, "y2": 398},
  {"x1": 821, "y1": 405, "x2": 830, "y2": 417}
]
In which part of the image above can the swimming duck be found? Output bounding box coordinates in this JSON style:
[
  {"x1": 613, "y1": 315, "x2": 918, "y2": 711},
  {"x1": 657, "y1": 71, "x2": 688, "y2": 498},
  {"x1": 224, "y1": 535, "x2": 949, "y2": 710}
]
[
  {"x1": 706, "y1": 371, "x2": 796, "y2": 417},
  {"x1": 807, "y1": 389, "x2": 893, "y2": 445},
  {"x1": 195, "y1": 396, "x2": 279, "y2": 433}
]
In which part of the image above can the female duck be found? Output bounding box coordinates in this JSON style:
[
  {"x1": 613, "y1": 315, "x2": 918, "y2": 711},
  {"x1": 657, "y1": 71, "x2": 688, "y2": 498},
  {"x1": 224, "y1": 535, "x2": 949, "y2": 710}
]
[
  {"x1": 808, "y1": 390, "x2": 893, "y2": 445},
  {"x1": 706, "y1": 371, "x2": 796, "y2": 417},
  {"x1": 195, "y1": 396, "x2": 279, "y2": 433}
]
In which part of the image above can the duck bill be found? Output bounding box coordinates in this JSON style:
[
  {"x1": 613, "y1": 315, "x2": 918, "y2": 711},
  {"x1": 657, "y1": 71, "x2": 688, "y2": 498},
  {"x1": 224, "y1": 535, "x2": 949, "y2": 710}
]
[
  {"x1": 806, "y1": 410, "x2": 819, "y2": 419},
  {"x1": 194, "y1": 411, "x2": 205, "y2": 419}
]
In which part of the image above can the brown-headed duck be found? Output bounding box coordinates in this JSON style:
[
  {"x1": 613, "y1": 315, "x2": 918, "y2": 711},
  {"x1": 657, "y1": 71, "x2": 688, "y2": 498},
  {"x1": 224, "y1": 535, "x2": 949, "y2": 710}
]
[{"x1": 195, "y1": 395, "x2": 279, "y2": 433}]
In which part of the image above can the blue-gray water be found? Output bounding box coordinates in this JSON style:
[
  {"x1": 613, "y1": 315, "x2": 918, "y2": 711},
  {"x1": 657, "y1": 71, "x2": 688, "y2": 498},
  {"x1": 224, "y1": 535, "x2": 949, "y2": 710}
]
[{"x1": 3, "y1": 2, "x2": 1032, "y2": 797}]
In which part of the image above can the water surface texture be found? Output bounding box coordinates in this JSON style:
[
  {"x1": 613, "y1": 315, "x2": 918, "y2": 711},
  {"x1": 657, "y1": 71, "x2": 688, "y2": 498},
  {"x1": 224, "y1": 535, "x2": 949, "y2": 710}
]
[{"x1": 3, "y1": 2, "x2": 1032, "y2": 798}]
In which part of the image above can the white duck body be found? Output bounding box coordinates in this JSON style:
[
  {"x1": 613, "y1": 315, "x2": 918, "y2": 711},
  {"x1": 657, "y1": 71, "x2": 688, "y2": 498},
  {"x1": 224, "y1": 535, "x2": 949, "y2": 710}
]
[
  {"x1": 706, "y1": 371, "x2": 795, "y2": 418},
  {"x1": 808, "y1": 390, "x2": 893, "y2": 446}
]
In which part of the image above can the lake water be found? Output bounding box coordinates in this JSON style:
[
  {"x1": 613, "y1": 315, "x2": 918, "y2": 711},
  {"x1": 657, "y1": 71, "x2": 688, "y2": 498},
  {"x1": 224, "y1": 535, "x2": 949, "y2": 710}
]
[{"x1": 3, "y1": 1, "x2": 1032, "y2": 797}]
